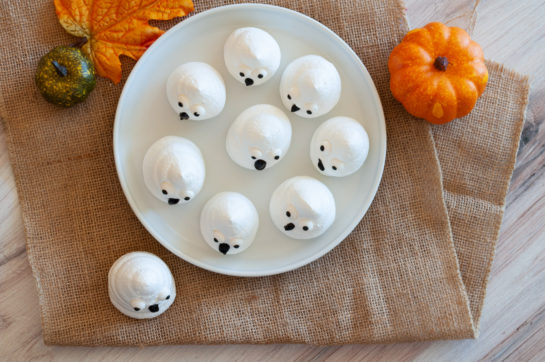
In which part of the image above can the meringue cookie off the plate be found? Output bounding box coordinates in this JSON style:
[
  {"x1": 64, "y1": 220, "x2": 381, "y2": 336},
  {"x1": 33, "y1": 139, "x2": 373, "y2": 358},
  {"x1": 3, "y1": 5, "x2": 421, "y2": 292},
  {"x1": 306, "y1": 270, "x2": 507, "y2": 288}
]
[
  {"x1": 143, "y1": 136, "x2": 205, "y2": 205},
  {"x1": 226, "y1": 104, "x2": 292, "y2": 171},
  {"x1": 200, "y1": 192, "x2": 259, "y2": 255},
  {"x1": 224, "y1": 27, "x2": 281, "y2": 87},
  {"x1": 280, "y1": 55, "x2": 341, "y2": 118},
  {"x1": 270, "y1": 176, "x2": 336, "y2": 240},
  {"x1": 108, "y1": 252, "x2": 176, "y2": 319},
  {"x1": 310, "y1": 116, "x2": 370, "y2": 177},
  {"x1": 166, "y1": 62, "x2": 226, "y2": 121}
]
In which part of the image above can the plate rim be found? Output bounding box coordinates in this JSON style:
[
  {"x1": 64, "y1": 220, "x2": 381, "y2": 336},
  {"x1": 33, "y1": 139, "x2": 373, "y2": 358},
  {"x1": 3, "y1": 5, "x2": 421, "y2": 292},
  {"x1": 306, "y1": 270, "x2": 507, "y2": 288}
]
[{"x1": 113, "y1": 3, "x2": 387, "y2": 277}]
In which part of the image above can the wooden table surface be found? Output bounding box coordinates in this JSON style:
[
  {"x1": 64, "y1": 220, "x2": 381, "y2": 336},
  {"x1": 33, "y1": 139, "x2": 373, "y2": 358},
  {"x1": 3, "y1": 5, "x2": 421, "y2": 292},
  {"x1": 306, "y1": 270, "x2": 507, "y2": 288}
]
[{"x1": 1, "y1": 0, "x2": 544, "y2": 360}]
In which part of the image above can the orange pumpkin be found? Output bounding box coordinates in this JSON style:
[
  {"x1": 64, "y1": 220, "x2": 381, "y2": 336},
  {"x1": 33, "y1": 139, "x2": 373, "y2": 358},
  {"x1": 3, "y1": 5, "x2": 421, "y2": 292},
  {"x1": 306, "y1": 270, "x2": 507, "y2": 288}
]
[{"x1": 388, "y1": 22, "x2": 488, "y2": 124}]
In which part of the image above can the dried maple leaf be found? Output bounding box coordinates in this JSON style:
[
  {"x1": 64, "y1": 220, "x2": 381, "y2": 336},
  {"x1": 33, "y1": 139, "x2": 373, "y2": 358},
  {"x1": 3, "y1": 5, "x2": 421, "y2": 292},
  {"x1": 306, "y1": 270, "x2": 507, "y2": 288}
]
[{"x1": 54, "y1": 0, "x2": 194, "y2": 83}]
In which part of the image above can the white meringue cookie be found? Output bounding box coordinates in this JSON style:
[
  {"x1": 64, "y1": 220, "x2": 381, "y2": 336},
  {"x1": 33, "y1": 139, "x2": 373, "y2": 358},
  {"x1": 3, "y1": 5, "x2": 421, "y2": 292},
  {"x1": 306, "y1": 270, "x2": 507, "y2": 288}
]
[
  {"x1": 108, "y1": 252, "x2": 176, "y2": 319},
  {"x1": 166, "y1": 62, "x2": 226, "y2": 121},
  {"x1": 280, "y1": 55, "x2": 341, "y2": 118},
  {"x1": 143, "y1": 136, "x2": 205, "y2": 205},
  {"x1": 224, "y1": 27, "x2": 281, "y2": 87},
  {"x1": 200, "y1": 192, "x2": 259, "y2": 255},
  {"x1": 226, "y1": 104, "x2": 292, "y2": 171},
  {"x1": 269, "y1": 176, "x2": 335, "y2": 240},
  {"x1": 310, "y1": 116, "x2": 369, "y2": 177}
]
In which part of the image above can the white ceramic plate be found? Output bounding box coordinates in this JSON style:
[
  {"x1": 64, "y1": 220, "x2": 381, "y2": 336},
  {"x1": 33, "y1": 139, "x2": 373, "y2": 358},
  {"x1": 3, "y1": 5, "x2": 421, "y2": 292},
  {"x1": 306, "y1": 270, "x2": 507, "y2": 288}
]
[{"x1": 114, "y1": 4, "x2": 386, "y2": 277}]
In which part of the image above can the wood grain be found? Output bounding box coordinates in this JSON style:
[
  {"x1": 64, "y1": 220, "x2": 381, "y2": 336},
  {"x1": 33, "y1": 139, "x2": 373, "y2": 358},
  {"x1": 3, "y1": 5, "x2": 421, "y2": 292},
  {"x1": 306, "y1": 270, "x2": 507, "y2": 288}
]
[{"x1": 1, "y1": 0, "x2": 544, "y2": 359}]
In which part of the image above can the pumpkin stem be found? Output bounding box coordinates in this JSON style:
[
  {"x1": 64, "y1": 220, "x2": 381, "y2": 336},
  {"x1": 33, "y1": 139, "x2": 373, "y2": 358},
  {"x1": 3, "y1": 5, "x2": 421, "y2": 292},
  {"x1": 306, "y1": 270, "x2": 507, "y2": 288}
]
[
  {"x1": 70, "y1": 37, "x2": 88, "y2": 48},
  {"x1": 51, "y1": 60, "x2": 68, "y2": 77},
  {"x1": 434, "y1": 56, "x2": 448, "y2": 71}
]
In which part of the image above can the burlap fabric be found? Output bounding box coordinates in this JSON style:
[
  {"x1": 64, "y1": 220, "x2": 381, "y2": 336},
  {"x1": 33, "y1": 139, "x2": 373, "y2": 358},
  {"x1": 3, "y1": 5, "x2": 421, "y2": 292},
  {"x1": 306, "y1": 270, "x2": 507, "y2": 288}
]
[{"x1": 0, "y1": 0, "x2": 529, "y2": 345}]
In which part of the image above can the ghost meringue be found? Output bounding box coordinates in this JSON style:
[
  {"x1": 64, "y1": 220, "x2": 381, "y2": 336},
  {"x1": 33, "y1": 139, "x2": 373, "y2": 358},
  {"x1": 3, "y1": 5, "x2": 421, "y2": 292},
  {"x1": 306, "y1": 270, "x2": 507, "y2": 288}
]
[
  {"x1": 143, "y1": 136, "x2": 205, "y2": 205},
  {"x1": 200, "y1": 192, "x2": 259, "y2": 255},
  {"x1": 310, "y1": 116, "x2": 369, "y2": 177},
  {"x1": 108, "y1": 252, "x2": 176, "y2": 319},
  {"x1": 224, "y1": 27, "x2": 281, "y2": 87},
  {"x1": 226, "y1": 104, "x2": 292, "y2": 171},
  {"x1": 269, "y1": 176, "x2": 336, "y2": 239},
  {"x1": 279, "y1": 55, "x2": 341, "y2": 118},
  {"x1": 166, "y1": 62, "x2": 226, "y2": 121}
]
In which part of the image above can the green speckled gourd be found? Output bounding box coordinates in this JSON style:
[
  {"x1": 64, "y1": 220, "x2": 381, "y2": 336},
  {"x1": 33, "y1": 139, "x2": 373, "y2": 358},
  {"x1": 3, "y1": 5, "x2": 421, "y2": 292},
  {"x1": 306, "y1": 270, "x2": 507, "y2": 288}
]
[{"x1": 35, "y1": 46, "x2": 96, "y2": 107}]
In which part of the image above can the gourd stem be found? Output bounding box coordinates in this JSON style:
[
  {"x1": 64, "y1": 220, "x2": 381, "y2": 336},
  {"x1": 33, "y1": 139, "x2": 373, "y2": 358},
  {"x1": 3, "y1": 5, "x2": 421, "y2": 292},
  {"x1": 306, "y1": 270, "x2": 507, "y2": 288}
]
[
  {"x1": 70, "y1": 37, "x2": 88, "y2": 48},
  {"x1": 434, "y1": 56, "x2": 448, "y2": 71},
  {"x1": 51, "y1": 60, "x2": 68, "y2": 77}
]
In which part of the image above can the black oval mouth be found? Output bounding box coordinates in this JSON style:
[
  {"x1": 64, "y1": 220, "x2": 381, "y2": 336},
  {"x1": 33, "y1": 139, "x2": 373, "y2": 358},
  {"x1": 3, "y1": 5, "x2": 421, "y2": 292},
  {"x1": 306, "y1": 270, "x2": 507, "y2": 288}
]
[
  {"x1": 219, "y1": 243, "x2": 230, "y2": 255},
  {"x1": 245, "y1": 78, "x2": 254, "y2": 86},
  {"x1": 148, "y1": 304, "x2": 159, "y2": 313},
  {"x1": 317, "y1": 158, "x2": 325, "y2": 171},
  {"x1": 290, "y1": 104, "x2": 300, "y2": 112},
  {"x1": 179, "y1": 112, "x2": 189, "y2": 120},
  {"x1": 168, "y1": 198, "x2": 180, "y2": 205},
  {"x1": 284, "y1": 223, "x2": 295, "y2": 231},
  {"x1": 254, "y1": 159, "x2": 266, "y2": 170}
]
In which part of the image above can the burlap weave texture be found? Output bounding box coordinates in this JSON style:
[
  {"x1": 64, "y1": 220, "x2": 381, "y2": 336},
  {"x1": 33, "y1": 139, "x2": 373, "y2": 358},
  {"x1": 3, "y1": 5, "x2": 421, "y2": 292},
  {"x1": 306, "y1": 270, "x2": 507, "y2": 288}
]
[{"x1": 0, "y1": 0, "x2": 529, "y2": 344}]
